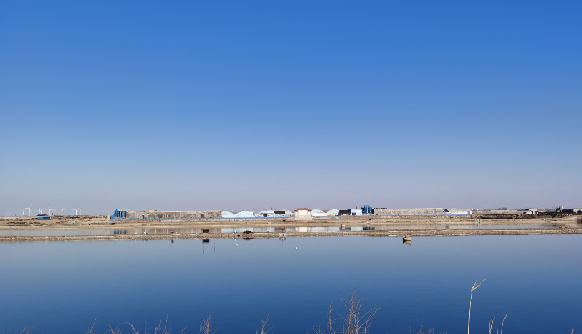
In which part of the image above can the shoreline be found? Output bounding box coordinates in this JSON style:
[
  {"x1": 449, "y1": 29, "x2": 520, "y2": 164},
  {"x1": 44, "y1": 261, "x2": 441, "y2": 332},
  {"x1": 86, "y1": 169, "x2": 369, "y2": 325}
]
[
  {"x1": 1, "y1": 216, "x2": 581, "y2": 242},
  {"x1": 1, "y1": 216, "x2": 579, "y2": 229},
  {"x1": 1, "y1": 228, "x2": 581, "y2": 243}
]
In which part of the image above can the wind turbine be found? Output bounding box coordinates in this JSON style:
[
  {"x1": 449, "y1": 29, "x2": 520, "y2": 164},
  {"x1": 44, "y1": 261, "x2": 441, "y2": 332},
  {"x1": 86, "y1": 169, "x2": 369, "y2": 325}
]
[
  {"x1": 37, "y1": 208, "x2": 43, "y2": 215},
  {"x1": 61, "y1": 208, "x2": 65, "y2": 215},
  {"x1": 48, "y1": 208, "x2": 54, "y2": 215},
  {"x1": 79, "y1": 209, "x2": 82, "y2": 216},
  {"x1": 73, "y1": 208, "x2": 79, "y2": 215},
  {"x1": 24, "y1": 204, "x2": 32, "y2": 216}
]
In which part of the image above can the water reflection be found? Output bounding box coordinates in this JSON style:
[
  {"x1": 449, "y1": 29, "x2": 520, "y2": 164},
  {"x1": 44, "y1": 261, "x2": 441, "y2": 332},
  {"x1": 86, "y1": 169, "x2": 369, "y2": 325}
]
[
  {"x1": 0, "y1": 224, "x2": 566, "y2": 237},
  {"x1": 1, "y1": 236, "x2": 581, "y2": 334}
]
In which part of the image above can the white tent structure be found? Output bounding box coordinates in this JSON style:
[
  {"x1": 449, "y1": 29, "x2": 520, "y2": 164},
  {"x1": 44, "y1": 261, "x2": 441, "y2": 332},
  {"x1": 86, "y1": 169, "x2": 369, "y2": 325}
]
[
  {"x1": 311, "y1": 209, "x2": 328, "y2": 217},
  {"x1": 325, "y1": 209, "x2": 339, "y2": 217},
  {"x1": 221, "y1": 211, "x2": 255, "y2": 218}
]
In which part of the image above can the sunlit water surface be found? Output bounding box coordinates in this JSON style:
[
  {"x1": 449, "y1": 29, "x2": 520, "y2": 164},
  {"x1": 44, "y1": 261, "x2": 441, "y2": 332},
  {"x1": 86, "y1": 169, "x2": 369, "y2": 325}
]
[{"x1": 0, "y1": 235, "x2": 580, "y2": 334}]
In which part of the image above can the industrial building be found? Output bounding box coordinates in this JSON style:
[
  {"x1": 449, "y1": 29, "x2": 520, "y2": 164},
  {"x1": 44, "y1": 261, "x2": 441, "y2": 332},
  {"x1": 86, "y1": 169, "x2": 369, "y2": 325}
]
[
  {"x1": 108, "y1": 205, "x2": 581, "y2": 221},
  {"x1": 325, "y1": 209, "x2": 339, "y2": 216},
  {"x1": 311, "y1": 209, "x2": 328, "y2": 217},
  {"x1": 338, "y1": 209, "x2": 363, "y2": 216},
  {"x1": 256, "y1": 210, "x2": 293, "y2": 217},
  {"x1": 373, "y1": 208, "x2": 472, "y2": 216},
  {"x1": 361, "y1": 205, "x2": 374, "y2": 214},
  {"x1": 116, "y1": 209, "x2": 222, "y2": 220},
  {"x1": 221, "y1": 211, "x2": 255, "y2": 218},
  {"x1": 113, "y1": 209, "x2": 129, "y2": 218},
  {"x1": 294, "y1": 208, "x2": 313, "y2": 220}
]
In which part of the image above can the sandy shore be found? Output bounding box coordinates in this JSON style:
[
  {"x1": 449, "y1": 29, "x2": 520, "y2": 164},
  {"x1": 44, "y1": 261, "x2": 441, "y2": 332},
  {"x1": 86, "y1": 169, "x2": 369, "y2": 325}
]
[{"x1": 1, "y1": 215, "x2": 580, "y2": 228}]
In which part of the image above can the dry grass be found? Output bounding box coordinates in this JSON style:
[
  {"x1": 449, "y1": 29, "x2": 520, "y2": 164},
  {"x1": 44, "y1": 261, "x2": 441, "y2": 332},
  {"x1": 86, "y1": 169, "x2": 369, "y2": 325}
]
[
  {"x1": 100, "y1": 317, "x2": 186, "y2": 334},
  {"x1": 13, "y1": 284, "x2": 578, "y2": 334},
  {"x1": 313, "y1": 289, "x2": 379, "y2": 334}
]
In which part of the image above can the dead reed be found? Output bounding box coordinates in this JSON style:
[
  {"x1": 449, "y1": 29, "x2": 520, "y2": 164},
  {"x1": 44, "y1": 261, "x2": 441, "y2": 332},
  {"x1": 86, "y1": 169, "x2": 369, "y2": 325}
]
[
  {"x1": 313, "y1": 289, "x2": 379, "y2": 334},
  {"x1": 12, "y1": 283, "x2": 578, "y2": 334}
]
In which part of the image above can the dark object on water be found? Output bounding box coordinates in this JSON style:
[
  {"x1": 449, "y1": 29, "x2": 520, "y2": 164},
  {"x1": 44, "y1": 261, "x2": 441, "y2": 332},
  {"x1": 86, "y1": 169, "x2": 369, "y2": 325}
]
[
  {"x1": 242, "y1": 230, "x2": 252, "y2": 234},
  {"x1": 202, "y1": 229, "x2": 209, "y2": 233},
  {"x1": 403, "y1": 236, "x2": 412, "y2": 245}
]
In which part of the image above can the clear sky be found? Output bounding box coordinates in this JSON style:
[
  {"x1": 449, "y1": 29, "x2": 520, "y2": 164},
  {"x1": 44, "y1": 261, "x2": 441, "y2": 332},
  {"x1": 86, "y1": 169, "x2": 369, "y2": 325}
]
[{"x1": 1, "y1": 1, "x2": 581, "y2": 215}]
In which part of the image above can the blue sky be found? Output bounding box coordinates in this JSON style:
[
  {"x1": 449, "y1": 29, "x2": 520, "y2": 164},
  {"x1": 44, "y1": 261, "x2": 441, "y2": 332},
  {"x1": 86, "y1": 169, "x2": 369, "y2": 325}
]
[{"x1": 1, "y1": 1, "x2": 580, "y2": 215}]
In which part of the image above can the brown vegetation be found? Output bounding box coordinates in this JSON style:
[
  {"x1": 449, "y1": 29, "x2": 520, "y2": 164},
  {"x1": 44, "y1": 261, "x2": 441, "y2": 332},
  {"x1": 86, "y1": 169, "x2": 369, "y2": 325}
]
[{"x1": 12, "y1": 284, "x2": 578, "y2": 334}]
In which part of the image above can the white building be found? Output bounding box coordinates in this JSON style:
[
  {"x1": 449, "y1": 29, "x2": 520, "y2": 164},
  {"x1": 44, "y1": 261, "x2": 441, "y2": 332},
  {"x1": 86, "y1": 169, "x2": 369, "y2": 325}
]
[
  {"x1": 325, "y1": 209, "x2": 339, "y2": 217},
  {"x1": 294, "y1": 208, "x2": 313, "y2": 220},
  {"x1": 221, "y1": 211, "x2": 255, "y2": 218},
  {"x1": 256, "y1": 210, "x2": 293, "y2": 217},
  {"x1": 444, "y1": 209, "x2": 473, "y2": 215},
  {"x1": 311, "y1": 209, "x2": 328, "y2": 217}
]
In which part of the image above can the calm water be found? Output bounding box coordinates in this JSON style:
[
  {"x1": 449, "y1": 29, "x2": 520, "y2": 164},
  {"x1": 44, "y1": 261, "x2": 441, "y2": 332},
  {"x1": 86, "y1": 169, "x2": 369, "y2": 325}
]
[
  {"x1": 0, "y1": 224, "x2": 561, "y2": 236},
  {"x1": 0, "y1": 235, "x2": 581, "y2": 334}
]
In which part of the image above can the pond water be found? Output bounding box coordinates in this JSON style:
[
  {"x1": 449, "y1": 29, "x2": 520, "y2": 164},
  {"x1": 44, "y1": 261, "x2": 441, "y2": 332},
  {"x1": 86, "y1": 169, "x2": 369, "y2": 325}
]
[
  {"x1": 0, "y1": 224, "x2": 563, "y2": 237},
  {"x1": 0, "y1": 235, "x2": 581, "y2": 334}
]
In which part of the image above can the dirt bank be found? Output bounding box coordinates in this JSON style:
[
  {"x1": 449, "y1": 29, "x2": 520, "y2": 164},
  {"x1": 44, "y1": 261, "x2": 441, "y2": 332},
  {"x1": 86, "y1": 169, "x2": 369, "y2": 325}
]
[
  {"x1": 1, "y1": 216, "x2": 580, "y2": 242},
  {"x1": 1, "y1": 215, "x2": 580, "y2": 231}
]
